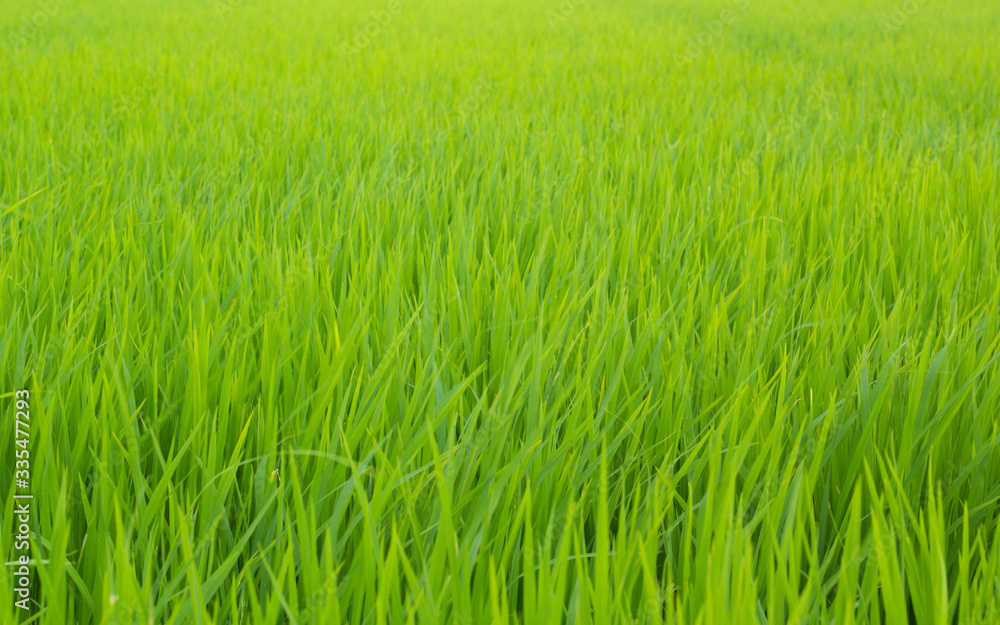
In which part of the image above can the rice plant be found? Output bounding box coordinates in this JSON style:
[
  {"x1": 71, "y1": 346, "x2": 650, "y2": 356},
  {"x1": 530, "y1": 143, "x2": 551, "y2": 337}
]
[{"x1": 1, "y1": 0, "x2": 998, "y2": 623}]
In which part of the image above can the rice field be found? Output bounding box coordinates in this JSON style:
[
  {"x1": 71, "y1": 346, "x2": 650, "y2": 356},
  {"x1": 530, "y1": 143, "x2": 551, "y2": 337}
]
[{"x1": 1, "y1": 0, "x2": 999, "y2": 623}]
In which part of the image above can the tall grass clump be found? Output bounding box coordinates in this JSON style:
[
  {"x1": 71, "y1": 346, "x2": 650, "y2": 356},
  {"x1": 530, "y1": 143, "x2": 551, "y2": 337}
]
[{"x1": 1, "y1": 0, "x2": 998, "y2": 623}]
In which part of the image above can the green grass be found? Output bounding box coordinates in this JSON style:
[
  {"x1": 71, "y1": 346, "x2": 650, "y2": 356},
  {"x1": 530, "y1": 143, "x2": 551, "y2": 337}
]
[{"x1": 1, "y1": 0, "x2": 999, "y2": 623}]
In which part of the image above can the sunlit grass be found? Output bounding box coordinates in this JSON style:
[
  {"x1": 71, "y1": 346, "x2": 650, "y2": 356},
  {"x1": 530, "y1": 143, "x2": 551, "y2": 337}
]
[{"x1": 1, "y1": 0, "x2": 999, "y2": 623}]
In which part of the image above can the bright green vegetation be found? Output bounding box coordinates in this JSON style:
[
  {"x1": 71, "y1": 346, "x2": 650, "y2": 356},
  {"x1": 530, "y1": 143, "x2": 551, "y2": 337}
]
[{"x1": 1, "y1": 0, "x2": 999, "y2": 623}]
